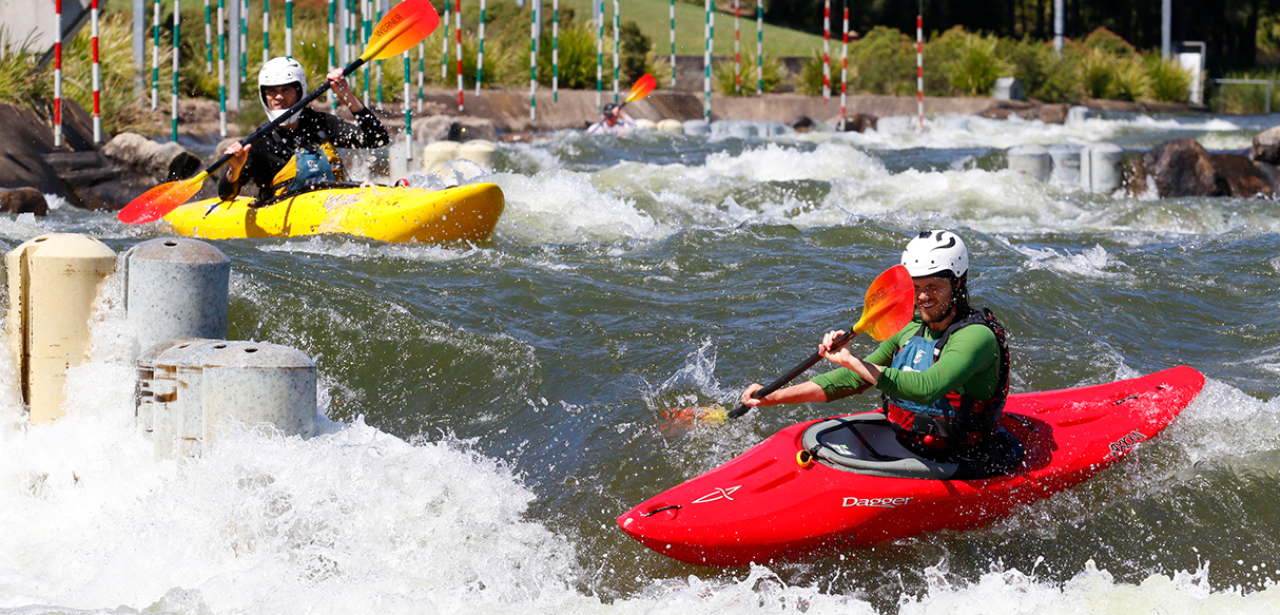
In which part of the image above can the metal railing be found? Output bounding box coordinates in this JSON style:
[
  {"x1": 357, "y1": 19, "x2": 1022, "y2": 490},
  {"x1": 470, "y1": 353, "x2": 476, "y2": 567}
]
[{"x1": 1212, "y1": 78, "x2": 1279, "y2": 114}]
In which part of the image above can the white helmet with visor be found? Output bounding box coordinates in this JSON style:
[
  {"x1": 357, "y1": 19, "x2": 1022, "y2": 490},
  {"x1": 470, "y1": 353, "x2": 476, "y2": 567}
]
[{"x1": 901, "y1": 230, "x2": 969, "y2": 278}]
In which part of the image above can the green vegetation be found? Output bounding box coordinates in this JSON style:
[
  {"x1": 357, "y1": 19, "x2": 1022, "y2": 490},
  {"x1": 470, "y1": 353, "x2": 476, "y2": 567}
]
[
  {"x1": 1210, "y1": 69, "x2": 1280, "y2": 114},
  {"x1": 713, "y1": 50, "x2": 785, "y2": 95}
]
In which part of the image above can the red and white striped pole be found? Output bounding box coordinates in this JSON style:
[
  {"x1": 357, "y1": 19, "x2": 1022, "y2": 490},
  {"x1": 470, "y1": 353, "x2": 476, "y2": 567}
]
[
  {"x1": 840, "y1": 4, "x2": 848, "y2": 130},
  {"x1": 733, "y1": 0, "x2": 740, "y2": 93},
  {"x1": 916, "y1": 10, "x2": 924, "y2": 131},
  {"x1": 91, "y1": 0, "x2": 102, "y2": 144},
  {"x1": 822, "y1": 0, "x2": 830, "y2": 103},
  {"x1": 54, "y1": 0, "x2": 63, "y2": 148}
]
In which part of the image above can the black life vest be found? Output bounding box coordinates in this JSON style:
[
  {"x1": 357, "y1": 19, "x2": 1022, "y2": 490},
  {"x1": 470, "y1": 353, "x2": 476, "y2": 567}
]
[{"x1": 881, "y1": 308, "x2": 1011, "y2": 451}]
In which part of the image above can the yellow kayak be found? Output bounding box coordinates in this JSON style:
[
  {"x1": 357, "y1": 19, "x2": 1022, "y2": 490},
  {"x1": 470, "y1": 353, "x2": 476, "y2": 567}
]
[{"x1": 163, "y1": 183, "x2": 504, "y2": 243}]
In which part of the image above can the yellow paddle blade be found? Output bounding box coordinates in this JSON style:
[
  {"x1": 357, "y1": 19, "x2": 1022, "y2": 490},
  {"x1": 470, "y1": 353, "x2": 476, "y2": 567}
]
[
  {"x1": 851, "y1": 264, "x2": 915, "y2": 341},
  {"x1": 361, "y1": 0, "x2": 442, "y2": 61},
  {"x1": 625, "y1": 74, "x2": 656, "y2": 104},
  {"x1": 117, "y1": 171, "x2": 210, "y2": 224}
]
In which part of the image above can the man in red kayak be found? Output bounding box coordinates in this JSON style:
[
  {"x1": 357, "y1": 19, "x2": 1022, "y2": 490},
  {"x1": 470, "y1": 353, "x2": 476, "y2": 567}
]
[
  {"x1": 740, "y1": 230, "x2": 1018, "y2": 472},
  {"x1": 219, "y1": 57, "x2": 391, "y2": 202}
]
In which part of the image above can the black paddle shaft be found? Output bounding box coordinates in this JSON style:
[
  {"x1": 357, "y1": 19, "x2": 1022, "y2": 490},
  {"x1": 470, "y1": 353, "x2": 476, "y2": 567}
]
[
  {"x1": 727, "y1": 329, "x2": 857, "y2": 419},
  {"x1": 201, "y1": 58, "x2": 369, "y2": 178}
]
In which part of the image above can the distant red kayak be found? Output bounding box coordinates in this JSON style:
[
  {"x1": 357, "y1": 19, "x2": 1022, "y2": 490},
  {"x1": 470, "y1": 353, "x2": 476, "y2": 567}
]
[{"x1": 618, "y1": 366, "x2": 1205, "y2": 566}]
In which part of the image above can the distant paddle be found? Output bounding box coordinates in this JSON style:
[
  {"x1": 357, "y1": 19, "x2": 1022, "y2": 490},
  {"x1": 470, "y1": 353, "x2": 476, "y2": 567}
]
[
  {"x1": 117, "y1": 0, "x2": 441, "y2": 225},
  {"x1": 722, "y1": 265, "x2": 916, "y2": 420},
  {"x1": 620, "y1": 73, "x2": 656, "y2": 109}
]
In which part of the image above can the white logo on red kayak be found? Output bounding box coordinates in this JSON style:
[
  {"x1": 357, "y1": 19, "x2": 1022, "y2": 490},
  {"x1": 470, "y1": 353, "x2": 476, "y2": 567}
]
[
  {"x1": 1104, "y1": 429, "x2": 1147, "y2": 461},
  {"x1": 692, "y1": 486, "x2": 741, "y2": 504},
  {"x1": 843, "y1": 496, "x2": 914, "y2": 508}
]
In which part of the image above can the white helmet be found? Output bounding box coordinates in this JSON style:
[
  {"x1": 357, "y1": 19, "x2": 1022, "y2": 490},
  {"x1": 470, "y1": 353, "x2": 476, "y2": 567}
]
[
  {"x1": 901, "y1": 230, "x2": 969, "y2": 278},
  {"x1": 258, "y1": 57, "x2": 308, "y2": 122}
]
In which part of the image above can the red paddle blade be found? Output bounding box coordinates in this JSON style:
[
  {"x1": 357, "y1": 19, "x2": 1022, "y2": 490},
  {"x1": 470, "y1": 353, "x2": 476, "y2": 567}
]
[
  {"x1": 852, "y1": 264, "x2": 915, "y2": 341},
  {"x1": 117, "y1": 171, "x2": 210, "y2": 224},
  {"x1": 363, "y1": 0, "x2": 441, "y2": 61},
  {"x1": 625, "y1": 74, "x2": 656, "y2": 104}
]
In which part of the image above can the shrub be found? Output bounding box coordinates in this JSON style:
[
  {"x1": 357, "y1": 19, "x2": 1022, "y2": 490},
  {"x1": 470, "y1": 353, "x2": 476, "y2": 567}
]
[
  {"x1": 945, "y1": 31, "x2": 1011, "y2": 96},
  {"x1": 848, "y1": 26, "x2": 915, "y2": 96},
  {"x1": 1145, "y1": 53, "x2": 1191, "y2": 102},
  {"x1": 1080, "y1": 50, "x2": 1118, "y2": 98},
  {"x1": 1110, "y1": 54, "x2": 1152, "y2": 101},
  {"x1": 796, "y1": 48, "x2": 825, "y2": 96},
  {"x1": 0, "y1": 27, "x2": 51, "y2": 106},
  {"x1": 1082, "y1": 27, "x2": 1137, "y2": 56},
  {"x1": 714, "y1": 50, "x2": 785, "y2": 95}
]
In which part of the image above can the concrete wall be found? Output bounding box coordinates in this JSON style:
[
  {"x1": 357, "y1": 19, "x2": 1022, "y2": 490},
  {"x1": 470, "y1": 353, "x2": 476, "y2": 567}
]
[{"x1": 0, "y1": 0, "x2": 100, "y2": 64}]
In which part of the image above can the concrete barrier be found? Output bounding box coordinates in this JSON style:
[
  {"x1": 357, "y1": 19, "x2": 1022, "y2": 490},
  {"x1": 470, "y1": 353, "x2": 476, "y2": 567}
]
[
  {"x1": 123, "y1": 238, "x2": 230, "y2": 360},
  {"x1": 1048, "y1": 144, "x2": 1085, "y2": 188},
  {"x1": 1081, "y1": 143, "x2": 1124, "y2": 194},
  {"x1": 1007, "y1": 145, "x2": 1052, "y2": 182}
]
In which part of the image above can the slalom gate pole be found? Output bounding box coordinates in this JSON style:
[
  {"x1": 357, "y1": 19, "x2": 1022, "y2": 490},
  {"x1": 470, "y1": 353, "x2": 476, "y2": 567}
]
[
  {"x1": 611, "y1": 0, "x2": 618, "y2": 103},
  {"x1": 916, "y1": 7, "x2": 923, "y2": 131},
  {"x1": 840, "y1": 3, "x2": 847, "y2": 129},
  {"x1": 219, "y1": 0, "x2": 227, "y2": 136},
  {"x1": 172, "y1": 0, "x2": 180, "y2": 142},
  {"x1": 262, "y1": 0, "x2": 269, "y2": 63},
  {"x1": 92, "y1": 0, "x2": 102, "y2": 144},
  {"x1": 440, "y1": 0, "x2": 449, "y2": 82},
  {"x1": 152, "y1": 0, "x2": 160, "y2": 109},
  {"x1": 553, "y1": 0, "x2": 560, "y2": 101},
  {"x1": 204, "y1": 0, "x2": 213, "y2": 71},
  {"x1": 54, "y1": 0, "x2": 63, "y2": 147},
  {"x1": 476, "y1": 0, "x2": 485, "y2": 97},
  {"x1": 734, "y1": 0, "x2": 740, "y2": 93},
  {"x1": 595, "y1": 0, "x2": 603, "y2": 112},
  {"x1": 822, "y1": 0, "x2": 830, "y2": 103},
  {"x1": 285, "y1": 0, "x2": 293, "y2": 57},
  {"x1": 668, "y1": 0, "x2": 674, "y2": 88},
  {"x1": 454, "y1": 0, "x2": 462, "y2": 110},
  {"x1": 529, "y1": 0, "x2": 537, "y2": 120},
  {"x1": 417, "y1": 42, "x2": 424, "y2": 112},
  {"x1": 328, "y1": 0, "x2": 337, "y2": 108},
  {"x1": 756, "y1": 0, "x2": 762, "y2": 95}
]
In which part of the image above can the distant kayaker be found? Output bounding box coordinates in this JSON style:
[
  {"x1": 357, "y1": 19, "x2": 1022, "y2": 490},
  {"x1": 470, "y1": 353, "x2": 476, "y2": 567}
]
[
  {"x1": 219, "y1": 57, "x2": 391, "y2": 202},
  {"x1": 586, "y1": 103, "x2": 637, "y2": 136},
  {"x1": 740, "y1": 230, "x2": 1017, "y2": 472}
]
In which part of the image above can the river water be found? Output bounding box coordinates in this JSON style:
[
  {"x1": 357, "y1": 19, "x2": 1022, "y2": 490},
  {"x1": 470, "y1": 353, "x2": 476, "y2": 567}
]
[{"x1": 4, "y1": 110, "x2": 1280, "y2": 614}]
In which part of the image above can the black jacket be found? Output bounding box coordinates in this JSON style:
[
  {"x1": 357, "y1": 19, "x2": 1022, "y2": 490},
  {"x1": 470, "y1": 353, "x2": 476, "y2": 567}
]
[{"x1": 218, "y1": 106, "x2": 390, "y2": 200}]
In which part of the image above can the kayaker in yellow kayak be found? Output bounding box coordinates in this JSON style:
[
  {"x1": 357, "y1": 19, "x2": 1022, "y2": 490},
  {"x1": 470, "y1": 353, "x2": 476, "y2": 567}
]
[
  {"x1": 740, "y1": 230, "x2": 1018, "y2": 471},
  {"x1": 219, "y1": 57, "x2": 391, "y2": 202}
]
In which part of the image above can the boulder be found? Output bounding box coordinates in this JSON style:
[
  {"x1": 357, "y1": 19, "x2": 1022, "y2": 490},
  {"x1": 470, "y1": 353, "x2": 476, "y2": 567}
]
[
  {"x1": 789, "y1": 115, "x2": 815, "y2": 132},
  {"x1": 0, "y1": 187, "x2": 49, "y2": 216},
  {"x1": 1141, "y1": 138, "x2": 1226, "y2": 198},
  {"x1": 839, "y1": 113, "x2": 878, "y2": 132},
  {"x1": 1209, "y1": 153, "x2": 1274, "y2": 198},
  {"x1": 1252, "y1": 125, "x2": 1280, "y2": 164},
  {"x1": 102, "y1": 132, "x2": 202, "y2": 182}
]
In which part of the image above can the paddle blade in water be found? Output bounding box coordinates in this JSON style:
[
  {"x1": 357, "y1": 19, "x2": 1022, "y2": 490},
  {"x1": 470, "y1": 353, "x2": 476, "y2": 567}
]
[
  {"x1": 625, "y1": 74, "x2": 656, "y2": 104},
  {"x1": 659, "y1": 406, "x2": 727, "y2": 435},
  {"x1": 117, "y1": 171, "x2": 210, "y2": 224},
  {"x1": 362, "y1": 0, "x2": 441, "y2": 61},
  {"x1": 851, "y1": 264, "x2": 915, "y2": 341}
]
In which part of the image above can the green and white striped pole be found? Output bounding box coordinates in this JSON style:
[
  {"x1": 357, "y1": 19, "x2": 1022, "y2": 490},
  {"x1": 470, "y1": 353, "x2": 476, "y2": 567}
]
[
  {"x1": 668, "y1": 0, "x2": 675, "y2": 88},
  {"x1": 552, "y1": 0, "x2": 559, "y2": 102},
  {"x1": 595, "y1": 0, "x2": 602, "y2": 112},
  {"x1": 441, "y1": 0, "x2": 449, "y2": 82},
  {"x1": 404, "y1": 50, "x2": 412, "y2": 165},
  {"x1": 285, "y1": 0, "x2": 293, "y2": 57},
  {"x1": 151, "y1": 0, "x2": 160, "y2": 109},
  {"x1": 328, "y1": 0, "x2": 336, "y2": 108},
  {"x1": 703, "y1": 0, "x2": 711, "y2": 118},
  {"x1": 239, "y1": 0, "x2": 247, "y2": 88},
  {"x1": 611, "y1": 0, "x2": 618, "y2": 103},
  {"x1": 172, "y1": 0, "x2": 181, "y2": 142},
  {"x1": 219, "y1": 0, "x2": 227, "y2": 135},
  {"x1": 529, "y1": 0, "x2": 537, "y2": 120},
  {"x1": 204, "y1": 0, "x2": 213, "y2": 72},
  {"x1": 261, "y1": 0, "x2": 269, "y2": 63},
  {"x1": 417, "y1": 42, "x2": 424, "y2": 112},
  {"x1": 475, "y1": 0, "x2": 485, "y2": 96}
]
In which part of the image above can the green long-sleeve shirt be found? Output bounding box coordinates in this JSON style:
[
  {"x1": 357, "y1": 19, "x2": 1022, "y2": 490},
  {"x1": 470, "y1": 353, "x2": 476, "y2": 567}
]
[{"x1": 810, "y1": 315, "x2": 1001, "y2": 405}]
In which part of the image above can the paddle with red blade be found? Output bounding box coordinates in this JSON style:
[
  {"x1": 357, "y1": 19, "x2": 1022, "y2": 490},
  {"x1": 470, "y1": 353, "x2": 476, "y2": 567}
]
[
  {"x1": 117, "y1": 0, "x2": 441, "y2": 225},
  {"x1": 619, "y1": 73, "x2": 656, "y2": 110},
  {"x1": 724, "y1": 264, "x2": 916, "y2": 419}
]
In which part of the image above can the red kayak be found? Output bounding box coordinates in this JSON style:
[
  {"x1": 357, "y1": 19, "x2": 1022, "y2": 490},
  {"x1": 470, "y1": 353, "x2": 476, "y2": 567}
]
[{"x1": 618, "y1": 366, "x2": 1205, "y2": 566}]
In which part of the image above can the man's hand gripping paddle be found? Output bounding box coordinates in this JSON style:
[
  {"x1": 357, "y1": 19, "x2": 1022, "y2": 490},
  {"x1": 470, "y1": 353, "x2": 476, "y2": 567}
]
[
  {"x1": 117, "y1": 0, "x2": 441, "y2": 225},
  {"x1": 721, "y1": 264, "x2": 916, "y2": 420}
]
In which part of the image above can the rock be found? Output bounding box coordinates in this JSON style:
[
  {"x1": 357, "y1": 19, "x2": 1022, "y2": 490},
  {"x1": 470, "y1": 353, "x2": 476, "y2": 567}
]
[
  {"x1": 1141, "y1": 138, "x2": 1226, "y2": 198},
  {"x1": 789, "y1": 115, "x2": 814, "y2": 132},
  {"x1": 101, "y1": 132, "x2": 202, "y2": 182},
  {"x1": 410, "y1": 115, "x2": 498, "y2": 143},
  {"x1": 1209, "y1": 153, "x2": 1275, "y2": 198},
  {"x1": 839, "y1": 113, "x2": 878, "y2": 132},
  {"x1": 1036, "y1": 104, "x2": 1070, "y2": 125},
  {"x1": 0, "y1": 187, "x2": 49, "y2": 216},
  {"x1": 1252, "y1": 125, "x2": 1280, "y2": 164}
]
